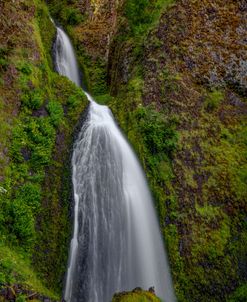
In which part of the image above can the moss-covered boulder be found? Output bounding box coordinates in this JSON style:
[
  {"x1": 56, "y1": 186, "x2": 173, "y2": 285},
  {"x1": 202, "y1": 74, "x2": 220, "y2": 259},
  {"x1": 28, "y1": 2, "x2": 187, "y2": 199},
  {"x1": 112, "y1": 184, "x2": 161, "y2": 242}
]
[{"x1": 112, "y1": 288, "x2": 162, "y2": 302}]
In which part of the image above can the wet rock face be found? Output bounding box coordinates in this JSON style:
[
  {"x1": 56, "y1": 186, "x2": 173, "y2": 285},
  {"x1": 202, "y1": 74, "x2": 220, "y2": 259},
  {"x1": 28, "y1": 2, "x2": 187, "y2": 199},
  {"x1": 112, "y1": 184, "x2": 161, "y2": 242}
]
[
  {"x1": 154, "y1": 0, "x2": 247, "y2": 95},
  {"x1": 73, "y1": 0, "x2": 124, "y2": 60},
  {"x1": 137, "y1": 0, "x2": 247, "y2": 301}
]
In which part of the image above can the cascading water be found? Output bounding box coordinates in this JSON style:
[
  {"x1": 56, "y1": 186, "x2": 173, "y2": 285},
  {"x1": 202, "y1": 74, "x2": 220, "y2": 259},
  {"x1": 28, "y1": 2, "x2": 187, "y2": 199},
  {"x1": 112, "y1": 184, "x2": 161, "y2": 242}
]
[
  {"x1": 54, "y1": 25, "x2": 176, "y2": 302},
  {"x1": 54, "y1": 27, "x2": 81, "y2": 87}
]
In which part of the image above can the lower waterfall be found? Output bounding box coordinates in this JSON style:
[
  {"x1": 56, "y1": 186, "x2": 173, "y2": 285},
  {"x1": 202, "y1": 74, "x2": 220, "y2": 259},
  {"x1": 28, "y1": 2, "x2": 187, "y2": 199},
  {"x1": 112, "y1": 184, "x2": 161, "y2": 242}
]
[{"x1": 54, "y1": 24, "x2": 176, "y2": 302}]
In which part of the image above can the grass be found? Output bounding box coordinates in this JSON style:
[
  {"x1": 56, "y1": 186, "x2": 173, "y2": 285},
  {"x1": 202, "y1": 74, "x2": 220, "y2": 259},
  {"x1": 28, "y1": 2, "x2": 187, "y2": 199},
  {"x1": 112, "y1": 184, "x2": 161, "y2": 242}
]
[{"x1": 0, "y1": 244, "x2": 58, "y2": 300}]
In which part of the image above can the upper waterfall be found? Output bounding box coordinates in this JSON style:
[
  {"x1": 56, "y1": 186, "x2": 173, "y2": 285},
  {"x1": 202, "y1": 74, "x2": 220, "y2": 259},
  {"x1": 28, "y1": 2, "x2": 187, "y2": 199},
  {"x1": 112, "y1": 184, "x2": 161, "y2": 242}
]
[
  {"x1": 53, "y1": 25, "x2": 176, "y2": 302},
  {"x1": 54, "y1": 27, "x2": 81, "y2": 87}
]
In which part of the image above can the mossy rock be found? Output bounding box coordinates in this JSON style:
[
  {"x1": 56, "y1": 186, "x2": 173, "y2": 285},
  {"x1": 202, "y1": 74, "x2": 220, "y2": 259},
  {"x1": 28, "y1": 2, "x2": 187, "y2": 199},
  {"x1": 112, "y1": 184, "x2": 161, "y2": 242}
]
[{"x1": 112, "y1": 289, "x2": 162, "y2": 302}]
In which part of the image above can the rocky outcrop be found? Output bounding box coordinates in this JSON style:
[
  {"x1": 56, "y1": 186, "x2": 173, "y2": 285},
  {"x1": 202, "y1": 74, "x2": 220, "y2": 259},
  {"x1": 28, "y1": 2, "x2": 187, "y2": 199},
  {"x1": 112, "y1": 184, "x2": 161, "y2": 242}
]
[
  {"x1": 112, "y1": 288, "x2": 161, "y2": 302},
  {"x1": 72, "y1": 0, "x2": 124, "y2": 60},
  {"x1": 105, "y1": 0, "x2": 247, "y2": 301}
]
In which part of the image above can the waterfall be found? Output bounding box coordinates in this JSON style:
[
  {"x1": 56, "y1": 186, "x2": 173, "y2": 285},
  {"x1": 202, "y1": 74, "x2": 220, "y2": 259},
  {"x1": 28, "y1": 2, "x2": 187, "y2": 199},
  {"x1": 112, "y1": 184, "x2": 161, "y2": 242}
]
[
  {"x1": 54, "y1": 25, "x2": 176, "y2": 302},
  {"x1": 54, "y1": 27, "x2": 81, "y2": 87}
]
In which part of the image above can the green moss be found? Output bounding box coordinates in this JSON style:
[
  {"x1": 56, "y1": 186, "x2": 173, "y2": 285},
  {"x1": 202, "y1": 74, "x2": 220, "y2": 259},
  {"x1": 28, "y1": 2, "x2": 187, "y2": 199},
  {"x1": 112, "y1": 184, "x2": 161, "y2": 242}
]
[
  {"x1": 21, "y1": 88, "x2": 44, "y2": 110},
  {"x1": 0, "y1": 0, "x2": 88, "y2": 298},
  {"x1": 0, "y1": 244, "x2": 58, "y2": 300},
  {"x1": 112, "y1": 290, "x2": 162, "y2": 302},
  {"x1": 8, "y1": 199, "x2": 36, "y2": 250},
  {"x1": 16, "y1": 62, "x2": 32, "y2": 75},
  {"x1": 35, "y1": 0, "x2": 56, "y2": 69},
  {"x1": 60, "y1": 7, "x2": 84, "y2": 25},
  {"x1": 204, "y1": 89, "x2": 224, "y2": 111},
  {"x1": 134, "y1": 104, "x2": 178, "y2": 156},
  {"x1": 107, "y1": 0, "x2": 247, "y2": 300},
  {"x1": 94, "y1": 93, "x2": 114, "y2": 105},
  {"x1": 47, "y1": 100, "x2": 64, "y2": 127},
  {"x1": 124, "y1": 0, "x2": 175, "y2": 37},
  {"x1": 16, "y1": 296, "x2": 26, "y2": 302}
]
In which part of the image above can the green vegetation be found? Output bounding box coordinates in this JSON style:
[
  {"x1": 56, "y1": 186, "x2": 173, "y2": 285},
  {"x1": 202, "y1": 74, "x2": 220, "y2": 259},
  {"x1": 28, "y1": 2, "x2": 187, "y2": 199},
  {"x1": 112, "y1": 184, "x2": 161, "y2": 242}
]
[
  {"x1": 21, "y1": 88, "x2": 44, "y2": 110},
  {"x1": 112, "y1": 290, "x2": 162, "y2": 302},
  {"x1": 47, "y1": 0, "x2": 83, "y2": 25},
  {"x1": 0, "y1": 244, "x2": 57, "y2": 299},
  {"x1": 47, "y1": 100, "x2": 64, "y2": 127},
  {"x1": 124, "y1": 0, "x2": 175, "y2": 37},
  {"x1": 0, "y1": 0, "x2": 87, "y2": 299},
  {"x1": 134, "y1": 105, "x2": 178, "y2": 156},
  {"x1": 204, "y1": 89, "x2": 224, "y2": 111},
  {"x1": 228, "y1": 283, "x2": 247, "y2": 302},
  {"x1": 61, "y1": 7, "x2": 84, "y2": 25},
  {"x1": 94, "y1": 93, "x2": 114, "y2": 105},
  {"x1": 1, "y1": 0, "x2": 246, "y2": 301},
  {"x1": 107, "y1": 1, "x2": 247, "y2": 301}
]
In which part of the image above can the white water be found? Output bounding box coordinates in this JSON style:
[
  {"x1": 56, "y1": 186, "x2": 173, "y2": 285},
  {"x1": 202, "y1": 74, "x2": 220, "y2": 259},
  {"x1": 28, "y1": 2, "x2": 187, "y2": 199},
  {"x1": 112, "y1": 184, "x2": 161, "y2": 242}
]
[
  {"x1": 55, "y1": 27, "x2": 81, "y2": 86},
  {"x1": 54, "y1": 25, "x2": 176, "y2": 302}
]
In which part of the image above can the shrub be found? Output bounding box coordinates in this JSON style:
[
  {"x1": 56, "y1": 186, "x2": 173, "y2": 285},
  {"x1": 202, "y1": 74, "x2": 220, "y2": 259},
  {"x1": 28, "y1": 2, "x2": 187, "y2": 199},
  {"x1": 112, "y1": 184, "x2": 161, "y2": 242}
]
[
  {"x1": 10, "y1": 125, "x2": 27, "y2": 163},
  {"x1": 135, "y1": 105, "x2": 178, "y2": 156},
  {"x1": 16, "y1": 296, "x2": 26, "y2": 302},
  {"x1": 31, "y1": 145, "x2": 53, "y2": 167},
  {"x1": 16, "y1": 62, "x2": 32, "y2": 75},
  {"x1": 21, "y1": 89, "x2": 43, "y2": 110},
  {"x1": 0, "y1": 259, "x2": 14, "y2": 284},
  {"x1": 67, "y1": 94, "x2": 80, "y2": 108},
  {"x1": 90, "y1": 60, "x2": 108, "y2": 95},
  {"x1": 15, "y1": 183, "x2": 41, "y2": 213},
  {"x1": 205, "y1": 89, "x2": 224, "y2": 111},
  {"x1": 67, "y1": 8, "x2": 83, "y2": 25},
  {"x1": 11, "y1": 117, "x2": 56, "y2": 169},
  {"x1": 0, "y1": 272, "x2": 6, "y2": 285},
  {"x1": 124, "y1": 0, "x2": 175, "y2": 36},
  {"x1": 25, "y1": 117, "x2": 55, "y2": 145},
  {"x1": 60, "y1": 7, "x2": 83, "y2": 25},
  {"x1": 28, "y1": 119, "x2": 55, "y2": 169},
  {"x1": 47, "y1": 101, "x2": 64, "y2": 127},
  {"x1": 228, "y1": 283, "x2": 247, "y2": 302},
  {"x1": 9, "y1": 199, "x2": 35, "y2": 249},
  {"x1": 94, "y1": 94, "x2": 113, "y2": 105},
  {"x1": 125, "y1": 0, "x2": 151, "y2": 32}
]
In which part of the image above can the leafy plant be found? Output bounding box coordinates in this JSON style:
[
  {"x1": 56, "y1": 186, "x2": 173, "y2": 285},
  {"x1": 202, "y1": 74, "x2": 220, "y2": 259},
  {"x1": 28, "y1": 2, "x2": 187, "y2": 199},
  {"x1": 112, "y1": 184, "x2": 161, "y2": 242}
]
[
  {"x1": 60, "y1": 7, "x2": 83, "y2": 25},
  {"x1": 125, "y1": 0, "x2": 151, "y2": 31},
  {"x1": 16, "y1": 296, "x2": 26, "y2": 302},
  {"x1": 94, "y1": 94, "x2": 114, "y2": 105},
  {"x1": 15, "y1": 183, "x2": 41, "y2": 213},
  {"x1": 124, "y1": 0, "x2": 175, "y2": 36},
  {"x1": 8, "y1": 199, "x2": 35, "y2": 249},
  {"x1": 228, "y1": 283, "x2": 247, "y2": 302},
  {"x1": 135, "y1": 105, "x2": 178, "y2": 156},
  {"x1": 47, "y1": 100, "x2": 64, "y2": 127},
  {"x1": 0, "y1": 259, "x2": 14, "y2": 284},
  {"x1": 17, "y1": 62, "x2": 32, "y2": 75},
  {"x1": 21, "y1": 89, "x2": 44, "y2": 110}
]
